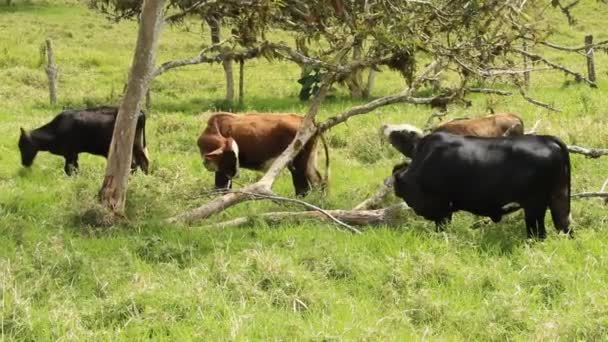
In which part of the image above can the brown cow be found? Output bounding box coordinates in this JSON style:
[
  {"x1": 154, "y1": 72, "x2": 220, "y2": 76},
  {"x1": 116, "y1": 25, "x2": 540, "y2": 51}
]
[
  {"x1": 197, "y1": 112, "x2": 329, "y2": 196},
  {"x1": 381, "y1": 112, "x2": 524, "y2": 159}
]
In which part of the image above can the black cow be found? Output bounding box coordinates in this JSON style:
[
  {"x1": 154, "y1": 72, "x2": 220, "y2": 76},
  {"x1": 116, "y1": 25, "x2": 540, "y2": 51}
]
[
  {"x1": 393, "y1": 132, "x2": 571, "y2": 239},
  {"x1": 18, "y1": 106, "x2": 149, "y2": 175}
]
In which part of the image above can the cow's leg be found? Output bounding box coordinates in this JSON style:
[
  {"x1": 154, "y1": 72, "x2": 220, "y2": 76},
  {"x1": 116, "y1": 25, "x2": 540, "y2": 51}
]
[
  {"x1": 434, "y1": 213, "x2": 452, "y2": 232},
  {"x1": 64, "y1": 154, "x2": 79, "y2": 176},
  {"x1": 288, "y1": 161, "x2": 311, "y2": 197},
  {"x1": 524, "y1": 205, "x2": 547, "y2": 239},
  {"x1": 215, "y1": 172, "x2": 232, "y2": 190},
  {"x1": 523, "y1": 207, "x2": 537, "y2": 238},
  {"x1": 533, "y1": 205, "x2": 548, "y2": 240}
]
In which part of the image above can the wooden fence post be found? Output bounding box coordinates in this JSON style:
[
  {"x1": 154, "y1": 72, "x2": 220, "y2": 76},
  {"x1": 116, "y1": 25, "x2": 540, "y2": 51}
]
[
  {"x1": 523, "y1": 41, "x2": 530, "y2": 90},
  {"x1": 585, "y1": 35, "x2": 596, "y2": 84},
  {"x1": 45, "y1": 39, "x2": 58, "y2": 105}
]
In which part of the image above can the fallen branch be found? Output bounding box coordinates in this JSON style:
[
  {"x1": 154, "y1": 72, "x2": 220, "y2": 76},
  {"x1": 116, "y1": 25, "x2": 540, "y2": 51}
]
[
  {"x1": 353, "y1": 176, "x2": 395, "y2": 210},
  {"x1": 571, "y1": 192, "x2": 608, "y2": 199},
  {"x1": 600, "y1": 178, "x2": 608, "y2": 193},
  {"x1": 205, "y1": 203, "x2": 411, "y2": 229},
  {"x1": 220, "y1": 190, "x2": 361, "y2": 233},
  {"x1": 567, "y1": 145, "x2": 608, "y2": 158},
  {"x1": 514, "y1": 47, "x2": 597, "y2": 88}
]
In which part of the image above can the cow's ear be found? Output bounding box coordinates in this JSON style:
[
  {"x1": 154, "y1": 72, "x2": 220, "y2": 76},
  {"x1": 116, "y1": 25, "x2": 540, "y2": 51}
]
[
  {"x1": 204, "y1": 147, "x2": 223, "y2": 159},
  {"x1": 20, "y1": 127, "x2": 31, "y2": 140}
]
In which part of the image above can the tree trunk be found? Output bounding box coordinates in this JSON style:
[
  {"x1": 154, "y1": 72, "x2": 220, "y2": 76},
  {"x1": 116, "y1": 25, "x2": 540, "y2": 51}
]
[
  {"x1": 362, "y1": 69, "x2": 376, "y2": 99},
  {"x1": 238, "y1": 59, "x2": 244, "y2": 105},
  {"x1": 346, "y1": 37, "x2": 365, "y2": 99},
  {"x1": 99, "y1": 0, "x2": 165, "y2": 215},
  {"x1": 223, "y1": 59, "x2": 234, "y2": 102},
  {"x1": 207, "y1": 16, "x2": 234, "y2": 102}
]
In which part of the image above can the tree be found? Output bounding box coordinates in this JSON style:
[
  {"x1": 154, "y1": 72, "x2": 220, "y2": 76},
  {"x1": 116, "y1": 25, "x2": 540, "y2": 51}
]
[{"x1": 98, "y1": 0, "x2": 165, "y2": 215}]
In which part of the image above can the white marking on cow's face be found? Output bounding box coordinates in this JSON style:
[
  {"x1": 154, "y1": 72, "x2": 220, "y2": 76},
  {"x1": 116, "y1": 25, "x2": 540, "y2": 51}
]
[
  {"x1": 381, "y1": 123, "x2": 424, "y2": 138},
  {"x1": 230, "y1": 139, "x2": 239, "y2": 160}
]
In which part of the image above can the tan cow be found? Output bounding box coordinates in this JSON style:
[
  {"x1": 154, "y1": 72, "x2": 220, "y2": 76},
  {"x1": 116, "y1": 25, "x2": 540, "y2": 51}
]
[
  {"x1": 197, "y1": 112, "x2": 328, "y2": 196},
  {"x1": 381, "y1": 112, "x2": 524, "y2": 159}
]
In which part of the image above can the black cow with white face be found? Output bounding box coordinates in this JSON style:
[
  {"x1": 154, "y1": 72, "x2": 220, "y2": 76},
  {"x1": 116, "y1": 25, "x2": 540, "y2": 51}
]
[
  {"x1": 393, "y1": 132, "x2": 571, "y2": 239},
  {"x1": 18, "y1": 106, "x2": 149, "y2": 175}
]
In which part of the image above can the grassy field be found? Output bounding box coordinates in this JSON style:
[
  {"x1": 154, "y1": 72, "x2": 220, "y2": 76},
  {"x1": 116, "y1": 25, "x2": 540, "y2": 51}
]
[{"x1": 1, "y1": 1, "x2": 608, "y2": 340}]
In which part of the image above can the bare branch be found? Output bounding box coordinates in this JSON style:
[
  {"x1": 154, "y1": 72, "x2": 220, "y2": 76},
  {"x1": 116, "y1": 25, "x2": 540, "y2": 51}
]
[
  {"x1": 514, "y1": 47, "x2": 597, "y2": 87},
  {"x1": 319, "y1": 61, "x2": 441, "y2": 131},
  {"x1": 517, "y1": 86, "x2": 561, "y2": 112},
  {"x1": 164, "y1": 0, "x2": 205, "y2": 23},
  {"x1": 465, "y1": 87, "x2": 512, "y2": 96},
  {"x1": 539, "y1": 39, "x2": 608, "y2": 52},
  {"x1": 568, "y1": 145, "x2": 608, "y2": 158},
  {"x1": 152, "y1": 38, "x2": 253, "y2": 78},
  {"x1": 453, "y1": 57, "x2": 551, "y2": 77}
]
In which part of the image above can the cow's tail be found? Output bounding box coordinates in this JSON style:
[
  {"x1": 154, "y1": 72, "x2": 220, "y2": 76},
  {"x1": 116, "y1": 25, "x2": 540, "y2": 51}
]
[
  {"x1": 548, "y1": 136, "x2": 572, "y2": 236},
  {"x1": 306, "y1": 130, "x2": 330, "y2": 193},
  {"x1": 138, "y1": 110, "x2": 150, "y2": 173},
  {"x1": 320, "y1": 132, "x2": 330, "y2": 189}
]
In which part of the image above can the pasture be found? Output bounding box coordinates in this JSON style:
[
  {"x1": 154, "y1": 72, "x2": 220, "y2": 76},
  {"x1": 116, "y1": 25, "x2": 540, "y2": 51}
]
[{"x1": 1, "y1": 1, "x2": 608, "y2": 339}]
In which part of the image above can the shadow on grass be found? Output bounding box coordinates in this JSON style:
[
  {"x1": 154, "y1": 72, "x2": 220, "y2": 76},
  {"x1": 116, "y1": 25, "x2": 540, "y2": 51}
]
[{"x1": 475, "y1": 215, "x2": 528, "y2": 255}]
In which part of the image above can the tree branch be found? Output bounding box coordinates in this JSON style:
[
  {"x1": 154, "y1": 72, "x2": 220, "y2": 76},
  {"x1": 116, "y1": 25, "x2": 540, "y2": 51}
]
[
  {"x1": 318, "y1": 60, "x2": 441, "y2": 131},
  {"x1": 539, "y1": 39, "x2": 608, "y2": 52},
  {"x1": 514, "y1": 47, "x2": 597, "y2": 87},
  {"x1": 465, "y1": 87, "x2": 512, "y2": 96},
  {"x1": 568, "y1": 145, "x2": 608, "y2": 158},
  {"x1": 517, "y1": 85, "x2": 561, "y2": 112}
]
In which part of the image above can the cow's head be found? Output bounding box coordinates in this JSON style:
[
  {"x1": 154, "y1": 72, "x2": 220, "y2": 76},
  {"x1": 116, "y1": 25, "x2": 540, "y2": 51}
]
[
  {"x1": 202, "y1": 131, "x2": 240, "y2": 179},
  {"x1": 380, "y1": 123, "x2": 424, "y2": 159},
  {"x1": 18, "y1": 127, "x2": 37, "y2": 167}
]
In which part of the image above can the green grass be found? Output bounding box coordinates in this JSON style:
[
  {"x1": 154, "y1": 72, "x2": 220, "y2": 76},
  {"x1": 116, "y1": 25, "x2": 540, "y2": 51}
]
[{"x1": 1, "y1": 0, "x2": 608, "y2": 340}]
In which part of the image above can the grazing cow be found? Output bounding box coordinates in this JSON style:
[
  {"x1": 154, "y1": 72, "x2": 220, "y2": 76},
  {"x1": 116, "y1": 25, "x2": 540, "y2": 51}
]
[
  {"x1": 197, "y1": 112, "x2": 329, "y2": 196},
  {"x1": 393, "y1": 132, "x2": 571, "y2": 239},
  {"x1": 381, "y1": 112, "x2": 524, "y2": 159},
  {"x1": 18, "y1": 106, "x2": 149, "y2": 175}
]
